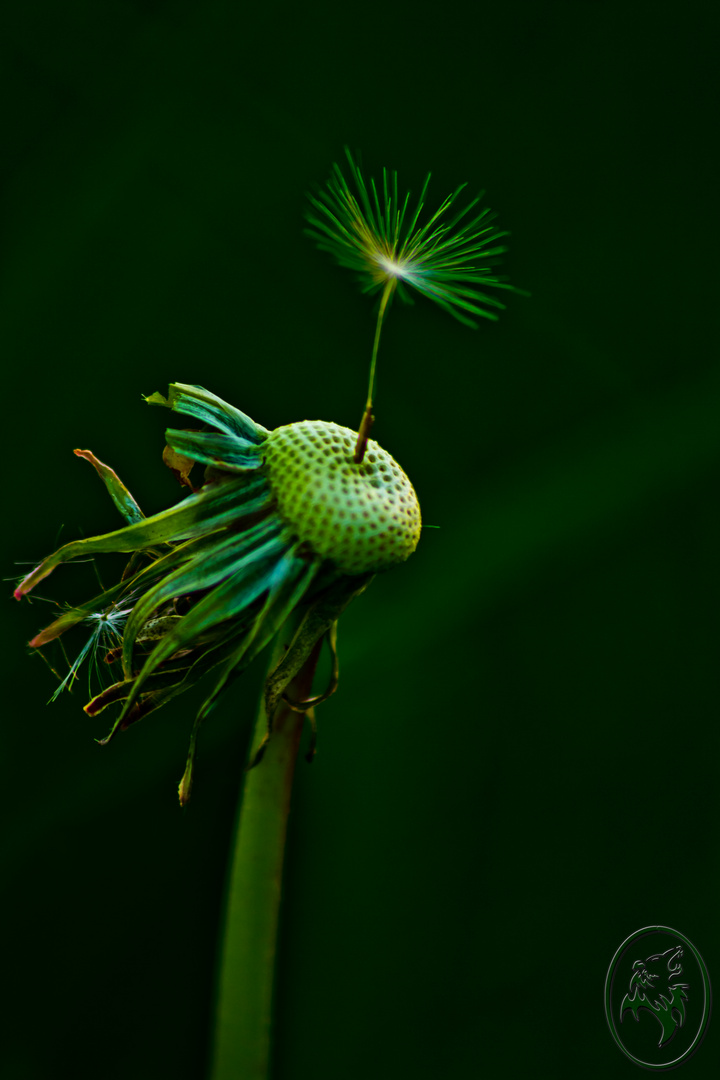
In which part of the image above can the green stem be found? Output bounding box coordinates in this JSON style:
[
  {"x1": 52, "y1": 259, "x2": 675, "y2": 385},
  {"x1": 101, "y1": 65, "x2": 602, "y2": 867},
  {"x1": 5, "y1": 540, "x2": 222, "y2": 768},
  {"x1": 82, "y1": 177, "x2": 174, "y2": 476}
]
[
  {"x1": 354, "y1": 277, "x2": 395, "y2": 464},
  {"x1": 367, "y1": 276, "x2": 395, "y2": 411},
  {"x1": 209, "y1": 612, "x2": 320, "y2": 1080}
]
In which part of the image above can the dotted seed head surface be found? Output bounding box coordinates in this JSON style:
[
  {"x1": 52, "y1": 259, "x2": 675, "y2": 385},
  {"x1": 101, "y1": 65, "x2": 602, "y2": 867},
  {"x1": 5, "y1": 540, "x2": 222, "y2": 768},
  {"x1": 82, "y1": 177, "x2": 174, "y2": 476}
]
[{"x1": 263, "y1": 420, "x2": 421, "y2": 575}]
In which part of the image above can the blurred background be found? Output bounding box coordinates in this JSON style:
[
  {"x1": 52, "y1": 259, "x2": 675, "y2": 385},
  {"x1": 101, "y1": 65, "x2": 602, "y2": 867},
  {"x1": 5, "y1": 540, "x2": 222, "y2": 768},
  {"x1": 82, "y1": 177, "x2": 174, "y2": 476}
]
[{"x1": 2, "y1": 2, "x2": 718, "y2": 1077}]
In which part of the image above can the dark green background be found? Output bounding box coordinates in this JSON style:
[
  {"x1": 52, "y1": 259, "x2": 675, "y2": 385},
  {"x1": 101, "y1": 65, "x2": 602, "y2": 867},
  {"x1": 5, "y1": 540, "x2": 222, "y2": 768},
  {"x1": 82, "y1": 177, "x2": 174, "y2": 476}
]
[{"x1": 2, "y1": 2, "x2": 718, "y2": 1077}]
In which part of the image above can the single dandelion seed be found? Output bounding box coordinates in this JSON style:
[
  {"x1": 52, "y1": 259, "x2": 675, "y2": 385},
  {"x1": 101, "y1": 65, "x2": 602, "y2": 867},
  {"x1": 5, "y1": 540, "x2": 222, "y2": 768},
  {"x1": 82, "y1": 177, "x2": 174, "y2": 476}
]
[
  {"x1": 306, "y1": 148, "x2": 524, "y2": 462},
  {"x1": 49, "y1": 600, "x2": 133, "y2": 701}
]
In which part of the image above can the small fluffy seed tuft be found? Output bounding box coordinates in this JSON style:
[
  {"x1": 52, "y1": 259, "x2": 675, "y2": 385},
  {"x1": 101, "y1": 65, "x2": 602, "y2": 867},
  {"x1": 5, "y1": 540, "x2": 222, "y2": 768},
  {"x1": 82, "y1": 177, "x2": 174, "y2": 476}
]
[{"x1": 263, "y1": 421, "x2": 421, "y2": 575}]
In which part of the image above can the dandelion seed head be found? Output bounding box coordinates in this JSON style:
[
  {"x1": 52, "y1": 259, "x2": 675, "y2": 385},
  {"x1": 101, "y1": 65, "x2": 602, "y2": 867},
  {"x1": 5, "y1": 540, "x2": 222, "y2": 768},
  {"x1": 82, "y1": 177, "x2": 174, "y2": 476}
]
[
  {"x1": 264, "y1": 420, "x2": 421, "y2": 575},
  {"x1": 17, "y1": 383, "x2": 423, "y2": 775}
]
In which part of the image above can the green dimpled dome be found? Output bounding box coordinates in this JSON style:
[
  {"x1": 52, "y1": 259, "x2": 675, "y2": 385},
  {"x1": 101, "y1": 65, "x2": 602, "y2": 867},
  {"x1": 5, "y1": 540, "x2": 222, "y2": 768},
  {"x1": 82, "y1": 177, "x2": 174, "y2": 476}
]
[{"x1": 263, "y1": 420, "x2": 421, "y2": 575}]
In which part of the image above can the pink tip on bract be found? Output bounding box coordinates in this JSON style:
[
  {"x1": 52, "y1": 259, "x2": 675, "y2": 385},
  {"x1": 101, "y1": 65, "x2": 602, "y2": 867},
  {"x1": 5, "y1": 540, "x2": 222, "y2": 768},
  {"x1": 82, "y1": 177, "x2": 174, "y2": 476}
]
[{"x1": 13, "y1": 574, "x2": 35, "y2": 601}]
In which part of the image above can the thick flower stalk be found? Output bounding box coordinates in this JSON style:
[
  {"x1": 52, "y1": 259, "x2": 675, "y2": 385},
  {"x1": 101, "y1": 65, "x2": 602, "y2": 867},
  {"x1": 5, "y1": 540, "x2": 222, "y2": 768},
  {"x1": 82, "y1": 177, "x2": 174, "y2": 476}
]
[{"x1": 14, "y1": 382, "x2": 421, "y2": 802}]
